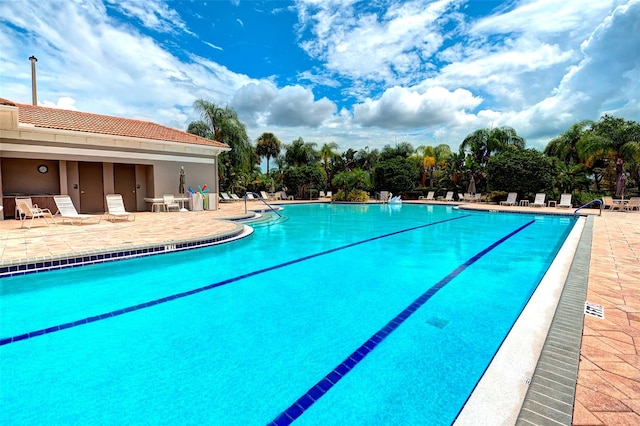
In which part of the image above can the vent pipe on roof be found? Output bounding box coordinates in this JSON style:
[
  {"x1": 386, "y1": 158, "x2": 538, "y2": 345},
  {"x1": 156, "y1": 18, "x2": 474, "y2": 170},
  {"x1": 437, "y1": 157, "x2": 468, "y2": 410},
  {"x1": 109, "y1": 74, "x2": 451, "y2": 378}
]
[{"x1": 29, "y1": 55, "x2": 38, "y2": 106}]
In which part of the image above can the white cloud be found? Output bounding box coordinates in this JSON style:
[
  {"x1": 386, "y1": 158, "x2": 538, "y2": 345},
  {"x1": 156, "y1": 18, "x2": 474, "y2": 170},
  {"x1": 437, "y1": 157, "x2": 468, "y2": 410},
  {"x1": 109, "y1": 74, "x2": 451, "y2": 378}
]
[
  {"x1": 353, "y1": 86, "x2": 482, "y2": 129},
  {"x1": 232, "y1": 83, "x2": 337, "y2": 128},
  {"x1": 40, "y1": 97, "x2": 79, "y2": 110},
  {"x1": 296, "y1": 0, "x2": 456, "y2": 84},
  {"x1": 104, "y1": 0, "x2": 192, "y2": 35}
]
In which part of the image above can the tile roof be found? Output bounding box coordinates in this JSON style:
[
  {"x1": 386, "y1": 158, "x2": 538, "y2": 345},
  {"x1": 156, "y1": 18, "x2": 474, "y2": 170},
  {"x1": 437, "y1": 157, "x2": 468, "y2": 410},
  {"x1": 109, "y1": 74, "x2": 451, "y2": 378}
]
[{"x1": 1, "y1": 98, "x2": 228, "y2": 149}]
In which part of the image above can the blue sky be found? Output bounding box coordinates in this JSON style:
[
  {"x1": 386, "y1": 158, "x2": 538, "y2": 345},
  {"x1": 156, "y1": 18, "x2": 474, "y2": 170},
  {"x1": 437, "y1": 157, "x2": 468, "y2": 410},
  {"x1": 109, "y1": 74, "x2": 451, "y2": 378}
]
[{"x1": 1, "y1": 0, "x2": 638, "y2": 154}]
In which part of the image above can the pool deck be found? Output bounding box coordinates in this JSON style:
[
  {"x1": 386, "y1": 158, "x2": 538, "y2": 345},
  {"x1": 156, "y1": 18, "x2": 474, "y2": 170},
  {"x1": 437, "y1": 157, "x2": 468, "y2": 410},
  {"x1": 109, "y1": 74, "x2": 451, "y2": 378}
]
[{"x1": 1, "y1": 199, "x2": 638, "y2": 425}]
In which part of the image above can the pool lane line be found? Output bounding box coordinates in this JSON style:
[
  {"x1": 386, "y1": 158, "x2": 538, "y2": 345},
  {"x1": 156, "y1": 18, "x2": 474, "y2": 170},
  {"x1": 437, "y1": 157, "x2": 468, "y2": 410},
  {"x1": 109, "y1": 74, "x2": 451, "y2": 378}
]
[
  {"x1": 0, "y1": 215, "x2": 471, "y2": 347},
  {"x1": 267, "y1": 219, "x2": 536, "y2": 426}
]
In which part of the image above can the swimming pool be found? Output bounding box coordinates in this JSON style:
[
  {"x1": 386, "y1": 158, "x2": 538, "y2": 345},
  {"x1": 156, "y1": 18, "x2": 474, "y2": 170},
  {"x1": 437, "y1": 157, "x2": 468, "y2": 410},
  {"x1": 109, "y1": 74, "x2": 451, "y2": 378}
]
[{"x1": 0, "y1": 204, "x2": 577, "y2": 425}]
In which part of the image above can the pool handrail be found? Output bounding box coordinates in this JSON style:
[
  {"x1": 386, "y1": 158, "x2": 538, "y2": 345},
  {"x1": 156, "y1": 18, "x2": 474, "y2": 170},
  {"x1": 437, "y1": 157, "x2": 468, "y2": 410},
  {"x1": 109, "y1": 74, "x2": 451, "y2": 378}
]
[
  {"x1": 244, "y1": 192, "x2": 282, "y2": 217},
  {"x1": 574, "y1": 199, "x2": 603, "y2": 216}
]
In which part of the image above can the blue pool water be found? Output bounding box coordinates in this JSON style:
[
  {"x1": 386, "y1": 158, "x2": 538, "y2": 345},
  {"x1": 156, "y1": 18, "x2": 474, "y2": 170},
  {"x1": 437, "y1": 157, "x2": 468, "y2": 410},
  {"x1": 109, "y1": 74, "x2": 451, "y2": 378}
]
[{"x1": 0, "y1": 204, "x2": 576, "y2": 425}]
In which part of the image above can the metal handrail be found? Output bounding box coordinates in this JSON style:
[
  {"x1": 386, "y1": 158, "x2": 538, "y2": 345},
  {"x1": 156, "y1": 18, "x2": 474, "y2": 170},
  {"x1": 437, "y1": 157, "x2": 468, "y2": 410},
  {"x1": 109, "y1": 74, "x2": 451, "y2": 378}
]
[
  {"x1": 244, "y1": 192, "x2": 282, "y2": 217},
  {"x1": 574, "y1": 199, "x2": 603, "y2": 216}
]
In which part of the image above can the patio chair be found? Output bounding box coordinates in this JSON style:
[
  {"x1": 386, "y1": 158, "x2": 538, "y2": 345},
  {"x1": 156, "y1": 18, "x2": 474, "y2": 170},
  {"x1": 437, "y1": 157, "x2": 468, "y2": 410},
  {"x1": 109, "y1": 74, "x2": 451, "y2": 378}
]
[
  {"x1": 624, "y1": 197, "x2": 640, "y2": 211},
  {"x1": 17, "y1": 201, "x2": 56, "y2": 229},
  {"x1": 319, "y1": 190, "x2": 326, "y2": 198},
  {"x1": 500, "y1": 192, "x2": 518, "y2": 206},
  {"x1": 531, "y1": 193, "x2": 546, "y2": 207},
  {"x1": 419, "y1": 191, "x2": 435, "y2": 201},
  {"x1": 230, "y1": 193, "x2": 242, "y2": 201},
  {"x1": 260, "y1": 191, "x2": 274, "y2": 200},
  {"x1": 219, "y1": 192, "x2": 233, "y2": 202},
  {"x1": 443, "y1": 191, "x2": 454, "y2": 202},
  {"x1": 163, "y1": 194, "x2": 180, "y2": 212},
  {"x1": 326, "y1": 191, "x2": 332, "y2": 198},
  {"x1": 558, "y1": 193, "x2": 573, "y2": 208},
  {"x1": 105, "y1": 194, "x2": 135, "y2": 222},
  {"x1": 245, "y1": 192, "x2": 257, "y2": 201},
  {"x1": 275, "y1": 191, "x2": 294, "y2": 200},
  {"x1": 53, "y1": 195, "x2": 101, "y2": 225},
  {"x1": 15, "y1": 196, "x2": 34, "y2": 219}
]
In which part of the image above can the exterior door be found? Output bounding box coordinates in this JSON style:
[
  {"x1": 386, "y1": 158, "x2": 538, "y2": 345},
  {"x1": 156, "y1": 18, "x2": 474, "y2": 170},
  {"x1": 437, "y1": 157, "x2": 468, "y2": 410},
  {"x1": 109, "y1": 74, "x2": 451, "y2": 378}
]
[
  {"x1": 78, "y1": 162, "x2": 104, "y2": 213},
  {"x1": 114, "y1": 163, "x2": 137, "y2": 211}
]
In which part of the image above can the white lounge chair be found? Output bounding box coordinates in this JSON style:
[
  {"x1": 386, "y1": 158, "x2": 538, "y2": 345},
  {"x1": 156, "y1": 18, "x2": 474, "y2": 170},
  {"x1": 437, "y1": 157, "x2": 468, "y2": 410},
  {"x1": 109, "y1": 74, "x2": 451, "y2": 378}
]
[
  {"x1": 275, "y1": 191, "x2": 294, "y2": 200},
  {"x1": 105, "y1": 194, "x2": 135, "y2": 222},
  {"x1": 53, "y1": 195, "x2": 101, "y2": 225},
  {"x1": 419, "y1": 191, "x2": 435, "y2": 201},
  {"x1": 443, "y1": 191, "x2": 454, "y2": 202},
  {"x1": 326, "y1": 191, "x2": 332, "y2": 198},
  {"x1": 558, "y1": 193, "x2": 572, "y2": 208},
  {"x1": 17, "y1": 201, "x2": 55, "y2": 229},
  {"x1": 500, "y1": 192, "x2": 518, "y2": 206},
  {"x1": 163, "y1": 194, "x2": 180, "y2": 212},
  {"x1": 219, "y1": 192, "x2": 233, "y2": 202},
  {"x1": 531, "y1": 193, "x2": 546, "y2": 207},
  {"x1": 230, "y1": 193, "x2": 242, "y2": 201},
  {"x1": 245, "y1": 192, "x2": 257, "y2": 201}
]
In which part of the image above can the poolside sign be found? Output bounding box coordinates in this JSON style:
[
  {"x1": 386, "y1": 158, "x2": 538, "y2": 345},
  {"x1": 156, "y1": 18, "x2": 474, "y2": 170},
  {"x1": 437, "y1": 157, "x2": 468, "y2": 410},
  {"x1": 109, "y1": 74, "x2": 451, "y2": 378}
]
[{"x1": 584, "y1": 302, "x2": 604, "y2": 319}]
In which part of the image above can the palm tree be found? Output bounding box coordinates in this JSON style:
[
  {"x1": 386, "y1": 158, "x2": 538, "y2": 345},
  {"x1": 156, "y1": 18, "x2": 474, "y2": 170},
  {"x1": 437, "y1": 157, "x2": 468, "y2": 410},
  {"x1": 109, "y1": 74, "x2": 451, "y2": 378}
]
[
  {"x1": 415, "y1": 144, "x2": 452, "y2": 187},
  {"x1": 255, "y1": 132, "x2": 281, "y2": 173},
  {"x1": 461, "y1": 126, "x2": 525, "y2": 166},
  {"x1": 191, "y1": 99, "x2": 254, "y2": 190},
  {"x1": 284, "y1": 137, "x2": 319, "y2": 167},
  {"x1": 319, "y1": 142, "x2": 339, "y2": 189},
  {"x1": 544, "y1": 120, "x2": 593, "y2": 166},
  {"x1": 578, "y1": 115, "x2": 640, "y2": 196}
]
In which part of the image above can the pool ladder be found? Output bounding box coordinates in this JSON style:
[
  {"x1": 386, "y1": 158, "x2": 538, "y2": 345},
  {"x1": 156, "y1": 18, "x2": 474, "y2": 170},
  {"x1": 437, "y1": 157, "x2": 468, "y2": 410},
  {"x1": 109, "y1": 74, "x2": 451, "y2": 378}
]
[{"x1": 574, "y1": 199, "x2": 603, "y2": 216}]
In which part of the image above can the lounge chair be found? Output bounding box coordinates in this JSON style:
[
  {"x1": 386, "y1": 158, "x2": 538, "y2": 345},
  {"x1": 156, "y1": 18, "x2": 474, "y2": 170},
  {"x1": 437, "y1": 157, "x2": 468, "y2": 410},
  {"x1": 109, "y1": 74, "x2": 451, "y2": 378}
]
[
  {"x1": 163, "y1": 194, "x2": 180, "y2": 212},
  {"x1": 245, "y1": 192, "x2": 257, "y2": 201},
  {"x1": 230, "y1": 193, "x2": 242, "y2": 201},
  {"x1": 53, "y1": 195, "x2": 101, "y2": 224},
  {"x1": 17, "y1": 201, "x2": 55, "y2": 229},
  {"x1": 602, "y1": 196, "x2": 615, "y2": 210},
  {"x1": 319, "y1": 190, "x2": 326, "y2": 198},
  {"x1": 105, "y1": 194, "x2": 135, "y2": 222},
  {"x1": 624, "y1": 197, "x2": 640, "y2": 211},
  {"x1": 443, "y1": 191, "x2": 454, "y2": 202},
  {"x1": 500, "y1": 192, "x2": 518, "y2": 206},
  {"x1": 15, "y1": 196, "x2": 34, "y2": 219},
  {"x1": 558, "y1": 193, "x2": 573, "y2": 208},
  {"x1": 419, "y1": 191, "x2": 435, "y2": 201},
  {"x1": 275, "y1": 191, "x2": 294, "y2": 200},
  {"x1": 260, "y1": 191, "x2": 274, "y2": 200},
  {"x1": 463, "y1": 193, "x2": 473, "y2": 202},
  {"x1": 531, "y1": 193, "x2": 546, "y2": 207},
  {"x1": 326, "y1": 191, "x2": 332, "y2": 198},
  {"x1": 472, "y1": 193, "x2": 483, "y2": 202},
  {"x1": 219, "y1": 192, "x2": 233, "y2": 203}
]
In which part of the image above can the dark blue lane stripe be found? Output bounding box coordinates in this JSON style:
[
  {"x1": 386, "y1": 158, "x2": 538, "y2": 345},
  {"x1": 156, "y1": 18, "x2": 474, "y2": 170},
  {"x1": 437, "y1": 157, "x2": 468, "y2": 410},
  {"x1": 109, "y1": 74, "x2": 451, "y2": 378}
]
[
  {"x1": 267, "y1": 219, "x2": 536, "y2": 426},
  {"x1": 0, "y1": 215, "x2": 470, "y2": 346}
]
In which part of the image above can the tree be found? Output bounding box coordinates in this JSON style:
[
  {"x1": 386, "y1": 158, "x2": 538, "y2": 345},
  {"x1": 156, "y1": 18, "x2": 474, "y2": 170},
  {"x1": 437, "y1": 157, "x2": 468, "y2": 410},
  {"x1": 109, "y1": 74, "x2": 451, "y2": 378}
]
[
  {"x1": 578, "y1": 115, "x2": 640, "y2": 196},
  {"x1": 372, "y1": 157, "x2": 419, "y2": 195},
  {"x1": 190, "y1": 99, "x2": 254, "y2": 191},
  {"x1": 415, "y1": 144, "x2": 452, "y2": 187},
  {"x1": 380, "y1": 142, "x2": 414, "y2": 161},
  {"x1": 284, "y1": 137, "x2": 319, "y2": 167},
  {"x1": 255, "y1": 132, "x2": 281, "y2": 174},
  {"x1": 460, "y1": 126, "x2": 525, "y2": 167},
  {"x1": 487, "y1": 149, "x2": 559, "y2": 197},
  {"x1": 319, "y1": 142, "x2": 339, "y2": 187},
  {"x1": 282, "y1": 164, "x2": 326, "y2": 199},
  {"x1": 544, "y1": 120, "x2": 593, "y2": 166}
]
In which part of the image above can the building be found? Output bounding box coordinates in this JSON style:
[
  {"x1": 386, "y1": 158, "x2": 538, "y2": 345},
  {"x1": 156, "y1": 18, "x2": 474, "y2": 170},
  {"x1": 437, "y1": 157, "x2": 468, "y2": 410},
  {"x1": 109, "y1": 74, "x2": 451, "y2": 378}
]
[{"x1": 0, "y1": 98, "x2": 230, "y2": 219}]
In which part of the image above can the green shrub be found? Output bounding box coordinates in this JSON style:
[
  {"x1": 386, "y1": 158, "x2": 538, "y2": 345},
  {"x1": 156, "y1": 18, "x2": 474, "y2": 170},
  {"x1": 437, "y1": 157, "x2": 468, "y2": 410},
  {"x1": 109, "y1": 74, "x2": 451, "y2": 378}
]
[
  {"x1": 332, "y1": 189, "x2": 369, "y2": 202},
  {"x1": 572, "y1": 192, "x2": 603, "y2": 208}
]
